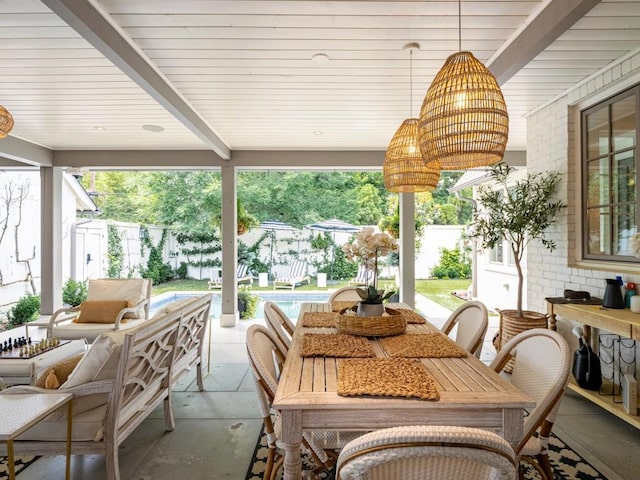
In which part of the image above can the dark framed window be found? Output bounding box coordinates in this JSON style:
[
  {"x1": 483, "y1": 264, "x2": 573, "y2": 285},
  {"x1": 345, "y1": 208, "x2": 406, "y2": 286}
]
[{"x1": 582, "y1": 85, "x2": 639, "y2": 261}]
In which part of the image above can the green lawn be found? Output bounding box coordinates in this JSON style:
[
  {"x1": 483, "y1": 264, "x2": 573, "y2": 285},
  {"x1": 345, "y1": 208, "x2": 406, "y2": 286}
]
[
  {"x1": 415, "y1": 278, "x2": 471, "y2": 311},
  {"x1": 152, "y1": 277, "x2": 472, "y2": 312}
]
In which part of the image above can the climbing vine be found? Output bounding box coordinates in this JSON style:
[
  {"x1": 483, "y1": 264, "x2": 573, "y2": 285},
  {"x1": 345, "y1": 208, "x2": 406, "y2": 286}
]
[{"x1": 107, "y1": 223, "x2": 124, "y2": 278}]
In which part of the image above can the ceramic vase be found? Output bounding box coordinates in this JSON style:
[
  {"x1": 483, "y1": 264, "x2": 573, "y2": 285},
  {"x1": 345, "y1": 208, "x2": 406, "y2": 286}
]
[{"x1": 356, "y1": 303, "x2": 385, "y2": 317}]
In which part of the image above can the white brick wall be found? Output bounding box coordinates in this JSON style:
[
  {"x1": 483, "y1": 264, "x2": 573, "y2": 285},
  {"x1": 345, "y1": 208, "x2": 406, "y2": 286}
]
[{"x1": 527, "y1": 51, "x2": 640, "y2": 315}]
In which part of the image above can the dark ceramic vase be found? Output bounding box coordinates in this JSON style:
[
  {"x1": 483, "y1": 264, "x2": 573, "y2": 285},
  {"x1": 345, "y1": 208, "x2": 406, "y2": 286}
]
[{"x1": 603, "y1": 278, "x2": 625, "y2": 309}]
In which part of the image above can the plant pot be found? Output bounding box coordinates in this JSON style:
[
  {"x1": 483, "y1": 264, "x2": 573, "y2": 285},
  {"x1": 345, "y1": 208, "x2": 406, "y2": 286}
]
[
  {"x1": 238, "y1": 298, "x2": 247, "y2": 315},
  {"x1": 494, "y1": 309, "x2": 549, "y2": 373},
  {"x1": 356, "y1": 303, "x2": 385, "y2": 317}
]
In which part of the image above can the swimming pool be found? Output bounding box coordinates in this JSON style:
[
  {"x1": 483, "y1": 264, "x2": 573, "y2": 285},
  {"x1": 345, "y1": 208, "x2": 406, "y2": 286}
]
[{"x1": 149, "y1": 291, "x2": 331, "y2": 319}]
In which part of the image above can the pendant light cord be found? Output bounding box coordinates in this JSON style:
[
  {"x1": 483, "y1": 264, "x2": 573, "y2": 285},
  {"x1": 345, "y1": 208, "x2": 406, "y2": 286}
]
[
  {"x1": 409, "y1": 48, "x2": 413, "y2": 117},
  {"x1": 458, "y1": 0, "x2": 462, "y2": 51}
]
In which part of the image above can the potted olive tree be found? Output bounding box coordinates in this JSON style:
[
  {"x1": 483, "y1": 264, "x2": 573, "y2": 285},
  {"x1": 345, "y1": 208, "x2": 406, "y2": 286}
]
[{"x1": 470, "y1": 162, "x2": 565, "y2": 356}]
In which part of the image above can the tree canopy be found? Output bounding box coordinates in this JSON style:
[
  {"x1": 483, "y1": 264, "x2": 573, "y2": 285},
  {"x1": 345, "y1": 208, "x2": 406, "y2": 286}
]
[{"x1": 82, "y1": 170, "x2": 471, "y2": 233}]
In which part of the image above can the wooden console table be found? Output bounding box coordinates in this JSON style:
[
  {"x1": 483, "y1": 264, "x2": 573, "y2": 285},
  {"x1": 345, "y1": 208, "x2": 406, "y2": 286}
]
[{"x1": 546, "y1": 300, "x2": 640, "y2": 428}]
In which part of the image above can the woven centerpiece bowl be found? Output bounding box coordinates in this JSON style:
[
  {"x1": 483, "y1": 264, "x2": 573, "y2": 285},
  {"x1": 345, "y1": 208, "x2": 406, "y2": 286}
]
[{"x1": 337, "y1": 306, "x2": 406, "y2": 337}]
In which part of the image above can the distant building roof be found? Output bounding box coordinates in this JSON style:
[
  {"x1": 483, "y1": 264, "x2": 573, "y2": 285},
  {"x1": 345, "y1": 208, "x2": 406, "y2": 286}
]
[
  {"x1": 64, "y1": 173, "x2": 99, "y2": 213},
  {"x1": 449, "y1": 166, "x2": 523, "y2": 192}
]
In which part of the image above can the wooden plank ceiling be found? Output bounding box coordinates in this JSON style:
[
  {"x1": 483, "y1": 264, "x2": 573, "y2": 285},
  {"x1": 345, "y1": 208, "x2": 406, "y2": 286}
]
[{"x1": 0, "y1": 0, "x2": 639, "y2": 159}]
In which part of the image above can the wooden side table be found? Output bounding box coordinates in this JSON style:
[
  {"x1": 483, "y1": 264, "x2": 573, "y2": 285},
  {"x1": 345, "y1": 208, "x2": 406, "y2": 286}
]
[{"x1": 0, "y1": 393, "x2": 73, "y2": 480}]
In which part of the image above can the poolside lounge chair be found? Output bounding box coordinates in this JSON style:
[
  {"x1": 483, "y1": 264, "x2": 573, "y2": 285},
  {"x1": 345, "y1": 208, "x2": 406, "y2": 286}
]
[
  {"x1": 273, "y1": 260, "x2": 310, "y2": 290},
  {"x1": 348, "y1": 265, "x2": 375, "y2": 286},
  {"x1": 208, "y1": 264, "x2": 253, "y2": 289}
]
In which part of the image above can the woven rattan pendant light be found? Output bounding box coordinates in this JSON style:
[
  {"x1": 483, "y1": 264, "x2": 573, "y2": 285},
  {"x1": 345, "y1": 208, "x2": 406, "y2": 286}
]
[
  {"x1": 384, "y1": 43, "x2": 440, "y2": 193},
  {"x1": 418, "y1": 0, "x2": 508, "y2": 170},
  {"x1": 0, "y1": 105, "x2": 14, "y2": 138}
]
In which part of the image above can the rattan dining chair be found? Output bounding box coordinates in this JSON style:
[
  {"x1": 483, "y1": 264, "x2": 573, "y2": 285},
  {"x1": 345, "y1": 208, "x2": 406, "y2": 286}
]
[
  {"x1": 490, "y1": 328, "x2": 571, "y2": 480},
  {"x1": 440, "y1": 300, "x2": 489, "y2": 358},
  {"x1": 246, "y1": 325, "x2": 338, "y2": 480},
  {"x1": 328, "y1": 286, "x2": 361, "y2": 303},
  {"x1": 264, "y1": 301, "x2": 295, "y2": 350},
  {"x1": 336, "y1": 425, "x2": 518, "y2": 480}
]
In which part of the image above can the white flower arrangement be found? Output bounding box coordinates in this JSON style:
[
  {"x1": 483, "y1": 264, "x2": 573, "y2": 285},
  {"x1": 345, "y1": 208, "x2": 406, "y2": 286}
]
[
  {"x1": 342, "y1": 227, "x2": 398, "y2": 291},
  {"x1": 630, "y1": 233, "x2": 640, "y2": 258}
]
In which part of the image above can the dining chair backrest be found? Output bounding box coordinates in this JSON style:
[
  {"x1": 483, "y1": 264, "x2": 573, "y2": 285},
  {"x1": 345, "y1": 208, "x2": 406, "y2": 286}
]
[
  {"x1": 336, "y1": 425, "x2": 517, "y2": 480},
  {"x1": 263, "y1": 301, "x2": 294, "y2": 350},
  {"x1": 328, "y1": 286, "x2": 361, "y2": 303},
  {"x1": 441, "y1": 300, "x2": 489, "y2": 357},
  {"x1": 246, "y1": 325, "x2": 286, "y2": 407},
  {"x1": 246, "y1": 325, "x2": 333, "y2": 478},
  {"x1": 490, "y1": 328, "x2": 570, "y2": 455}
]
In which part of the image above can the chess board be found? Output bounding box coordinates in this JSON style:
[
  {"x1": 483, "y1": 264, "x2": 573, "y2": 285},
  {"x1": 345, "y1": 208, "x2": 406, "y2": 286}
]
[{"x1": 0, "y1": 339, "x2": 70, "y2": 360}]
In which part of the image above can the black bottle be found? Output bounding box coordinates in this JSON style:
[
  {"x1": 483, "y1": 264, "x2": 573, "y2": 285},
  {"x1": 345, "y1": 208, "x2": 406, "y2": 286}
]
[{"x1": 603, "y1": 278, "x2": 625, "y2": 309}]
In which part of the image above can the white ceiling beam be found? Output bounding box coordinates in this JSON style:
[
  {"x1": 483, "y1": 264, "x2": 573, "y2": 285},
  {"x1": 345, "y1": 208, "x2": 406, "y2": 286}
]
[
  {"x1": 52, "y1": 149, "x2": 384, "y2": 169},
  {"x1": 0, "y1": 136, "x2": 53, "y2": 167},
  {"x1": 41, "y1": 0, "x2": 231, "y2": 159},
  {"x1": 52, "y1": 149, "x2": 526, "y2": 170},
  {"x1": 487, "y1": 0, "x2": 602, "y2": 85}
]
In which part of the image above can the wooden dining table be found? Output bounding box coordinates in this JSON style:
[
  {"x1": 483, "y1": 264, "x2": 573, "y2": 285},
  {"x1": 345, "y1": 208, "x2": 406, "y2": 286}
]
[{"x1": 272, "y1": 302, "x2": 535, "y2": 480}]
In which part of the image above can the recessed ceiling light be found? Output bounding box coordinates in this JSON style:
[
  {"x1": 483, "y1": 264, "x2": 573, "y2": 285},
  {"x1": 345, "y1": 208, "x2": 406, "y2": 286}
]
[
  {"x1": 94, "y1": 126, "x2": 105, "y2": 131},
  {"x1": 142, "y1": 124, "x2": 164, "y2": 132},
  {"x1": 313, "y1": 131, "x2": 323, "y2": 135},
  {"x1": 311, "y1": 53, "x2": 330, "y2": 64}
]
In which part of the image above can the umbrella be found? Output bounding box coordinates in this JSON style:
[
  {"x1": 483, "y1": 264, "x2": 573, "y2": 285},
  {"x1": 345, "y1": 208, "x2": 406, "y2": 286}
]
[
  {"x1": 259, "y1": 220, "x2": 296, "y2": 278},
  {"x1": 307, "y1": 218, "x2": 361, "y2": 235},
  {"x1": 307, "y1": 219, "x2": 360, "y2": 280}
]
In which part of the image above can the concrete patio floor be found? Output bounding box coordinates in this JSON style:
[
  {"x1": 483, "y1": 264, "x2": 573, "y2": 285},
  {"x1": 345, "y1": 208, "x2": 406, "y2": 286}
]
[{"x1": 9, "y1": 296, "x2": 640, "y2": 479}]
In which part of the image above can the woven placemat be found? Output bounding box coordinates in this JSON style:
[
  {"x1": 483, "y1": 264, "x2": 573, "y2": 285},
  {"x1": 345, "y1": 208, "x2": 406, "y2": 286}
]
[
  {"x1": 331, "y1": 301, "x2": 358, "y2": 312},
  {"x1": 301, "y1": 333, "x2": 375, "y2": 357},
  {"x1": 337, "y1": 358, "x2": 439, "y2": 400},
  {"x1": 301, "y1": 311, "x2": 339, "y2": 328},
  {"x1": 380, "y1": 333, "x2": 468, "y2": 358},
  {"x1": 396, "y1": 308, "x2": 427, "y2": 324}
]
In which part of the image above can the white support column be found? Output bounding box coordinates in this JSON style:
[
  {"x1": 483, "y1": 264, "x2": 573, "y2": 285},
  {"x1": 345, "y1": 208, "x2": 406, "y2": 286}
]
[
  {"x1": 40, "y1": 167, "x2": 63, "y2": 315},
  {"x1": 399, "y1": 193, "x2": 415, "y2": 309},
  {"x1": 220, "y1": 164, "x2": 238, "y2": 327}
]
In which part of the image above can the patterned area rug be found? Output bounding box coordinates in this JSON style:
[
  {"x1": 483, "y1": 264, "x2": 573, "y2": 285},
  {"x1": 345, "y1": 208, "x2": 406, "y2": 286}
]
[
  {"x1": 0, "y1": 456, "x2": 39, "y2": 478},
  {"x1": 245, "y1": 428, "x2": 609, "y2": 479}
]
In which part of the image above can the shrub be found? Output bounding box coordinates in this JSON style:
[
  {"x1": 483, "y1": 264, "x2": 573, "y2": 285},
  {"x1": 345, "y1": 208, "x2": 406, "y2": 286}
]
[
  {"x1": 430, "y1": 247, "x2": 470, "y2": 279},
  {"x1": 7, "y1": 294, "x2": 41, "y2": 327},
  {"x1": 176, "y1": 262, "x2": 189, "y2": 279},
  {"x1": 238, "y1": 287, "x2": 259, "y2": 320},
  {"x1": 62, "y1": 279, "x2": 88, "y2": 306}
]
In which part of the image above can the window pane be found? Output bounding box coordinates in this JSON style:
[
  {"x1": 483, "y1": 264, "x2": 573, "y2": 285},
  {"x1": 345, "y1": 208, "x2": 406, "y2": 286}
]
[
  {"x1": 587, "y1": 207, "x2": 610, "y2": 255},
  {"x1": 613, "y1": 204, "x2": 636, "y2": 255},
  {"x1": 587, "y1": 158, "x2": 609, "y2": 207},
  {"x1": 612, "y1": 94, "x2": 636, "y2": 151},
  {"x1": 613, "y1": 150, "x2": 636, "y2": 203},
  {"x1": 490, "y1": 241, "x2": 503, "y2": 264},
  {"x1": 587, "y1": 105, "x2": 609, "y2": 158}
]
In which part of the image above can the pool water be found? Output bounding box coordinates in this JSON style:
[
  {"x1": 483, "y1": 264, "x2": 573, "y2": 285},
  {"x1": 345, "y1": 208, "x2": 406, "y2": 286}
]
[{"x1": 150, "y1": 291, "x2": 330, "y2": 319}]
